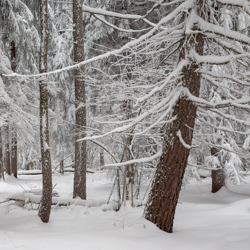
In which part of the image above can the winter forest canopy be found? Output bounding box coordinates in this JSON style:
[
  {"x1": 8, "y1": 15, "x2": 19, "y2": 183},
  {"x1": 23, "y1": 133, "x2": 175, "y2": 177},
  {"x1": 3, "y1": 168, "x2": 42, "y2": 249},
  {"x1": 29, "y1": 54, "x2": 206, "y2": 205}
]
[{"x1": 1, "y1": 0, "x2": 250, "y2": 246}]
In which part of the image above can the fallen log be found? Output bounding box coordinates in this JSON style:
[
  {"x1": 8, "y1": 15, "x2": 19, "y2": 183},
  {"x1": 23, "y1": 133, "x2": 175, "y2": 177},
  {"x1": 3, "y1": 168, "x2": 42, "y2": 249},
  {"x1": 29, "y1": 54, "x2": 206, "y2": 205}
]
[
  {"x1": 17, "y1": 168, "x2": 100, "y2": 175},
  {"x1": 5, "y1": 191, "x2": 119, "y2": 211}
]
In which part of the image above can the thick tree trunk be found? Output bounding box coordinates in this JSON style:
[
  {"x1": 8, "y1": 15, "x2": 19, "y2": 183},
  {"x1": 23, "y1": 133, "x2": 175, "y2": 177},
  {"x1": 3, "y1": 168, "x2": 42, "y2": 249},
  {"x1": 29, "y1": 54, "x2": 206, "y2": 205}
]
[
  {"x1": 5, "y1": 122, "x2": 10, "y2": 176},
  {"x1": 38, "y1": 0, "x2": 52, "y2": 223},
  {"x1": 144, "y1": 23, "x2": 204, "y2": 232},
  {"x1": 211, "y1": 147, "x2": 225, "y2": 193},
  {"x1": 73, "y1": 0, "x2": 87, "y2": 199}
]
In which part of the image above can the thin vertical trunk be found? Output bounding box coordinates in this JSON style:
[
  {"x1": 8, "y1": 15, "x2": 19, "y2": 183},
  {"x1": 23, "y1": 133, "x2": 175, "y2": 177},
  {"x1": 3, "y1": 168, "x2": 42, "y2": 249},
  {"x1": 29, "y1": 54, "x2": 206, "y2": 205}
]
[
  {"x1": 5, "y1": 122, "x2": 10, "y2": 176},
  {"x1": 122, "y1": 166, "x2": 127, "y2": 205},
  {"x1": 60, "y1": 159, "x2": 64, "y2": 174},
  {"x1": 11, "y1": 129, "x2": 17, "y2": 178},
  {"x1": 100, "y1": 152, "x2": 104, "y2": 167},
  {"x1": 131, "y1": 166, "x2": 134, "y2": 207},
  {"x1": 10, "y1": 41, "x2": 17, "y2": 178},
  {"x1": 73, "y1": 0, "x2": 86, "y2": 200},
  {"x1": 38, "y1": 0, "x2": 52, "y2": 223},
  {"x1": 116, "y1": 169, "x2": 121, "y2": 201},
  {"x1": 211, "y1": 147, "x2": 225, "y2": 193},
  {"x1": 144, "y1": 12, "x2": 204, "y2": 232}
]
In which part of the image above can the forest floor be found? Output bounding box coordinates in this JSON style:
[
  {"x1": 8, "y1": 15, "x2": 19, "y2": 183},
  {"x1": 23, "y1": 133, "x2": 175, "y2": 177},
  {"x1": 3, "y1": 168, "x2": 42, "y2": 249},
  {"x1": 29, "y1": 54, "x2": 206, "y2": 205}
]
[{"x1": 1, "y1": 172, "x2": 250, "y2": 250}]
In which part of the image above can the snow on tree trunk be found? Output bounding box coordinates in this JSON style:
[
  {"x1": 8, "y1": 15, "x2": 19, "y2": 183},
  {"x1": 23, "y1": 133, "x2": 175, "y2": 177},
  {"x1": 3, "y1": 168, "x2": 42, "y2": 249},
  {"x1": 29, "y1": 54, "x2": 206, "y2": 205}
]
[
  {"x1": 73, "y1": 0, "x2": 87, "y2": 200},
  {"x1": 144, "y1": 9, "x2": 204, "y2": 232},
  {"x1": 38, "y1": 0, "x2": 52, "y2": 223}
]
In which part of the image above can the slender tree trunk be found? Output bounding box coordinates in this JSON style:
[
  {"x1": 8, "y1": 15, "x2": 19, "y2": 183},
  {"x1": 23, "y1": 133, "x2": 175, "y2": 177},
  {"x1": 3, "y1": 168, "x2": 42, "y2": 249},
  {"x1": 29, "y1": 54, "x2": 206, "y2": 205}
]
[
  {"x1": 11, "y1": 129, "x2": 17, "y2": 178},
  {"x1": 211, "y1": 147, "x2": 225, "y2": 193},
  {"x1": 73, "y1": 0, "x2": 87, "y2": 200},
  {"x1": 100, "y1": 152, "x2": 104, "y2": 167},
  {"x1": 10, "y1": 41, "x2": 17, "y2": 178},
  {"x1": 60, "y1": 159, "x2": 64, "y2": 174},
  {"x1": 116, "y1": 169, "x2": 121, "y2": 201},
  {"x1": 38, "y1": 0, "x2": 52, "y2": 223},
  {"x1": 5, "y1": 122, "x2": 10, "y2": 176},
  {"x1": 144, "y1": 17, "x2": 204, "y2": 232}
]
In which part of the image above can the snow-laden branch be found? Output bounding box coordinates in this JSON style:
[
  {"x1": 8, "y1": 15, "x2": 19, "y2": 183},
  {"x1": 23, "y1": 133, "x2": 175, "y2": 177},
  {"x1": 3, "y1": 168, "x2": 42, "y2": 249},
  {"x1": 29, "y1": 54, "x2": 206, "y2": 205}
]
[
  {"x1": 202, "y1": 74, "x2": 245, "y2": 97},
  {"x1": 216, "y1": 0, "x2": 250, "y2": 16},
  {"x1": 199, "y1": 107, "x2": 250, "y2": 127},
  {"x1": 197, "y1": 116, "x2": 250, "y2": 136},
  {"x1": 184, "y1": 88, "x2": 250, "y2": 110},
  {"x1": 192, "y1": 50, "x2": 246, "y2": 65},
  {"x1": 134, "y1": 91, "x2": 180, "y2": 136},
  {"x1": 214, "y1": 39, "x2": 250, "y2": 60},
  {"x1": 136, "y1": 59, "x2": 186, "y2": 103},
  {"x1": 194, "y1": 136, "x2": 250, "y2": 159},
  {"x1": 92, "y1": 14, "x2": 151, "y2": 33},
  {"x1": 102, "y1": 149, "x2": 162, "y2": 168},
  {"x1": 201, "y1": 70, "x2": 250, "y2": 87},
  {"x1": 4, "y1": 0, "x2": 193, "y2": 79},
  {"x1": 78, "y1": 91, "x2": 179, "y2": 142},
  {"x1": 198, "y1": 16, "x2": 250, "y2": 46},
  {"x1": 82, "y1": 4, "x2": 156, "y2": 27},
  {"x1": 143, "y1": 0, "x2": 185, "y2": 18}
]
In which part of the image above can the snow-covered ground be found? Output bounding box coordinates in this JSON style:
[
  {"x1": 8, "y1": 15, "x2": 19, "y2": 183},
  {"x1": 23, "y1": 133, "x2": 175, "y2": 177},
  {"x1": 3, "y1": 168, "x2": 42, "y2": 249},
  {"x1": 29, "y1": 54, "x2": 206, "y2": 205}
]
[{"x1": 1, "y1": 173, "x2": 250, "y2": 250}]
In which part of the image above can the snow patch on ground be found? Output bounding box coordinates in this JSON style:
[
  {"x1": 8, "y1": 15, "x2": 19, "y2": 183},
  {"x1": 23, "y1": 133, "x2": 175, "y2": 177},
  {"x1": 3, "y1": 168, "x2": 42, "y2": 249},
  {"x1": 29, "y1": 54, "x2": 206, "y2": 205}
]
[{"x1": 1, "y1": 173, "x2": 250, "y2": 250}]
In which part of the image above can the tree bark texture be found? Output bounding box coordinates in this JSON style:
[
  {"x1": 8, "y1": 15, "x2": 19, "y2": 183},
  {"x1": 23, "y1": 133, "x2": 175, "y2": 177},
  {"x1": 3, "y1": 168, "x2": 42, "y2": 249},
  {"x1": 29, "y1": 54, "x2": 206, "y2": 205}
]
[
  {"x1": 211, "y1": 147, "x2": 225, "y2": 193},
  {"x1": 38, "y1": 0, "x2": 52, "y2": 223},
  {"x1": 73, "y1": 0, "x2": 87, "y2": 199},
  {"x1": 144, "y1": 6, "x2": 204, "y2": 232},
  {"x1": 10, "y1": 41, "x2": 17, "y2": 178}
]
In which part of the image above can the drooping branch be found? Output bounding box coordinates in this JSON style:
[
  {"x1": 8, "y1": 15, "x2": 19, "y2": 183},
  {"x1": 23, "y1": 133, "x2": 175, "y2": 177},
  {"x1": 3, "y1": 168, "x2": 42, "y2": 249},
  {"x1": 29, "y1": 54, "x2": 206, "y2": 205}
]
[{"x1": 198, "y1": 16, "x2": 250, "y2": 46}]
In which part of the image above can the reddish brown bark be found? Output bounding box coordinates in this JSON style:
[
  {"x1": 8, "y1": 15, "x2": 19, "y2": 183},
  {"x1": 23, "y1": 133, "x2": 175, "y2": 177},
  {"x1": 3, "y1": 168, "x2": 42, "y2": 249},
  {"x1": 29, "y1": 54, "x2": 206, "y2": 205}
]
[{"x1": 144, "y1": 23, "x2": 204, "y2": 232}]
